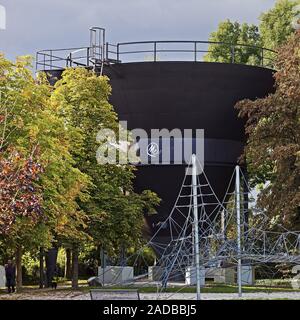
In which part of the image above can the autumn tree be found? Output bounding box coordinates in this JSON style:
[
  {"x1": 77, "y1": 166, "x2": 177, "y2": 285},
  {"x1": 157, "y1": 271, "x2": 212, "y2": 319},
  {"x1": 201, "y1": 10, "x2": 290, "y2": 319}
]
[
  {"x1": 0, "y1": 55, "x2": 90, "y2": 288},
  {"x1": 0, "y1": 151, "x2": 43, "y2": 234},
  {"x1": 0, "y1": 150, "x2": 45, "y2": 288},
  {"x1": 0, "y1": 57, "x2": 159, "y2": 289},
  {"x1": 235, "y1": 32, "x2": 300, "y2": 229}
]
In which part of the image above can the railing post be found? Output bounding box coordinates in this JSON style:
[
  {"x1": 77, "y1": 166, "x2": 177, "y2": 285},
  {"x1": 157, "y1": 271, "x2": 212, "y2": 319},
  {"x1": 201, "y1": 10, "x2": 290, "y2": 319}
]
[
  {"x1": 117, "y1": 44, "x2": 120, "y2": 63},
  {"x1": 50, "y1": 50, "x2": 52, "y2": 70},
  {"x1": 154, "y1": 42, "x2": 157, "y2": 62},
  {"x1": 194, "y1": 42, "x2": 197, "y2": 62},
  {"x1": 106, "y1": 42, "x2": 109, "y2": 61},
  {"x1": 87, "y1": 47, "x2": 90, "y2": 67},
  {"x1": 35, "y1": 53, "x2": 38, "y2": 70}
]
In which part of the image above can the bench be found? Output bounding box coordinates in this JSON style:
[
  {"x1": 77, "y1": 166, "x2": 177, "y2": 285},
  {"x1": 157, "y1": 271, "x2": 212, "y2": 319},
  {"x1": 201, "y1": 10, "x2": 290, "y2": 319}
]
[{"x1": 90, "y1": 289, "x2": 140, "y2": 300}]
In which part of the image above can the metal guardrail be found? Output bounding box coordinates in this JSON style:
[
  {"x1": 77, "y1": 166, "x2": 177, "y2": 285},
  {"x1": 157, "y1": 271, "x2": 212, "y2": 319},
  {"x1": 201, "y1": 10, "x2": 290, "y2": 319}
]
[
  {"x1": 36, "y1": 40, "x2": 276, "y2": 71},
  {"x1": 36, "y1": 46, "x2": 94, "y2": 70}
]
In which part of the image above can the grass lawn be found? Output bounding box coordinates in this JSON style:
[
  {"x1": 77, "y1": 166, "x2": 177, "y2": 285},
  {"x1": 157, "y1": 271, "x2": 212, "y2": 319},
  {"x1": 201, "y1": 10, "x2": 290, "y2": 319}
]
[
  {"x1": 1, "y1": 279, "x2": 299, "y2": 296},
  {"x1": 85, "y1": 284, "x2": 300, "y2": 294}
]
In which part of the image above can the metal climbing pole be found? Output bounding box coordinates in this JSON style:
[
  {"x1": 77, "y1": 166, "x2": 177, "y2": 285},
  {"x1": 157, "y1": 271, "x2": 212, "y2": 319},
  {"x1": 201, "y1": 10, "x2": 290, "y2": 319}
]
[
  {"x1": 192, "y1": 154, "x2": 201, "y2": 300},
  {"x1": 235, "y1": 165, "x2": 242, "y2": 297}
]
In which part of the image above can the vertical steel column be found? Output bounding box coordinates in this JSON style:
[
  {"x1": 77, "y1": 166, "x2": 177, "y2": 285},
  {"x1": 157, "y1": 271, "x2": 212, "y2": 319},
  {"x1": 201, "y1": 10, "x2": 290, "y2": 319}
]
[
  {"x1": 221, "y1": 210, "x2": 225, "y2": 241},
  {"x1": 235, "y1": 165, "x2": 242, "y2": 297},
  {"x1": 192, "y1": 154, "x2": 201, "y2": 300},
  {"x1": 243, "y1": 169, "x2": 249, "y2": 250}
]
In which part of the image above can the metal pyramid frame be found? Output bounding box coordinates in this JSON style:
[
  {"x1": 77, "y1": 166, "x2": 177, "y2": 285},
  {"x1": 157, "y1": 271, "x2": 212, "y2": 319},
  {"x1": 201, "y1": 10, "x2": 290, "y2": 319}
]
[{"x1": 98, "y1": 155, "x2": 300, "y2": 300}]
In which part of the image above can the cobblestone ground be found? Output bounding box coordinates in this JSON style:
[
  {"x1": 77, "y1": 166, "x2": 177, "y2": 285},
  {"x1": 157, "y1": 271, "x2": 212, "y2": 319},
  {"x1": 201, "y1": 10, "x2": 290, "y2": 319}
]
[{"x1": 1, "y1": 289, "x2": 300, "y2": 300}]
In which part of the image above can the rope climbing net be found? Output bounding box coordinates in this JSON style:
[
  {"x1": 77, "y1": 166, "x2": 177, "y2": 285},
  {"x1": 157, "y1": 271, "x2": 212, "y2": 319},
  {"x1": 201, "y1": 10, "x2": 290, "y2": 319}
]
[{"x1": 96, "y1": 155, "x2": 300, "y2": 299}]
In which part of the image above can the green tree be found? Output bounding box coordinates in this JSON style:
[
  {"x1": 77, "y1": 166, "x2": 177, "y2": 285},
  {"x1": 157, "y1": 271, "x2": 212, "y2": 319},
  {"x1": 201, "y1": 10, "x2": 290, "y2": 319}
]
[
  {"x1": 235, "y1": 32, "x2": 300, "y2": 229},
  {"x1": 259, "y1": 0, "x2": 300, "y2": 50},
  {"x1": 51, "y1": 68, "x2": 160, "y2": 267},
  {"x1": 0, "y1": 56, "x2": 90, "y2": 288},
  {"x1": 204, "y1": 20, "x2": 262, "y2": 65}
]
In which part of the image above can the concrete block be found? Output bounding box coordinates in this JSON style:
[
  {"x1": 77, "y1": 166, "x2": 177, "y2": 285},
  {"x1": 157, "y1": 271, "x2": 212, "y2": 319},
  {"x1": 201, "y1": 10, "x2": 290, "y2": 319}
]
[
  {"x1": 148, "y1": 266, "x2": 164, "y2": 281},
  {"x1": 206, "y1": 267, "x2": 235, "y2": 284},
  {"x1": 0, "y1": 265, "x2": 5, "y2": 288},
  {"x1": 241, "y1": 265, "x2": 255, "y2": 285},
  {"x1": 97, "y1": 266, "x2": 133, "y2": 285},
  {"x1": 185, "y1": 266, "x2": 205, "y2": 286}
]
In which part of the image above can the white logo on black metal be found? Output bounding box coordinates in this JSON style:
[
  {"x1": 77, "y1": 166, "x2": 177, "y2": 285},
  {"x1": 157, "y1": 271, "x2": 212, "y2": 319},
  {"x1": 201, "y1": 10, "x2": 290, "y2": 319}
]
[{"x1": 147, "y1": 142, "x2": 159, "y2": 157}]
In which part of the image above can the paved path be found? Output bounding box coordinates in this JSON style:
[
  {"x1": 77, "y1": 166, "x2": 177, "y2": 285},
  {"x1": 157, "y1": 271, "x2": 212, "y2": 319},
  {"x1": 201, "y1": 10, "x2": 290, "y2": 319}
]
[{"x1": 148, "y1": 292, "x2": 300, "y2": 300}]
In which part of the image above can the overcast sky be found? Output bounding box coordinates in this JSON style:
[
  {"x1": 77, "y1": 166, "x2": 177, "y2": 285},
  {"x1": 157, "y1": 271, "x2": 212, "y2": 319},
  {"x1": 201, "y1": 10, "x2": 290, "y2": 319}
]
[{"x1": 0, "y1": 0, "x2": 276, "y2": 61}]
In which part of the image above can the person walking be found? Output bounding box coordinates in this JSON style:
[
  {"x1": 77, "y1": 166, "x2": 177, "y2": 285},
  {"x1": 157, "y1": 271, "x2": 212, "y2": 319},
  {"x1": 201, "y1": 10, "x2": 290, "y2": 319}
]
[{"x1": 5, "y1": 260, "x2": 16, "y2": 293}]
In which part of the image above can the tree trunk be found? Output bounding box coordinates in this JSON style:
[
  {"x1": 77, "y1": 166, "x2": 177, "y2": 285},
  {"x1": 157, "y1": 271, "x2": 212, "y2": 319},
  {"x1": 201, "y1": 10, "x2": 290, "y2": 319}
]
[
  {"x1": 65, "y1": 248, "x2": 72, "y2": 280},
  {"x1": 45, "y1": 247, "x2": 58, "y2": 287},
  {"x1": 71, "y1": 244, "x2": 79, "y2": 290},
  {"x1": 15, "y1": 246, "x2": 22, "y2": 291},
  {"x1": 39, "y1": 247, "x2": 44, "y2": 289}
]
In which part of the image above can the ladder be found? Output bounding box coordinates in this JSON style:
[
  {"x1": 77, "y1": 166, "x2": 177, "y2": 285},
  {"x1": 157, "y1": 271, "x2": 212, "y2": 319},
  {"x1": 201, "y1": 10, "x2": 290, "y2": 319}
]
[{"x1": 89, "y1": 27, "x2": 106, "y2": 69}]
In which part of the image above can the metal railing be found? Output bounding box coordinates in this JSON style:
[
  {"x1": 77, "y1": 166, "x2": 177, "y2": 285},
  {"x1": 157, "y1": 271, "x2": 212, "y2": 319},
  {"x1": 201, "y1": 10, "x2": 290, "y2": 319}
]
[
  {"x1": 36, "y1": 40, "x2": 276, "y2": 71},
  {"x1": 114, "y1": 41, "x2": 276, "y2": 66},
  {"x1": 36, "y1": 46, "x2": 92, "y2": 70}
]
